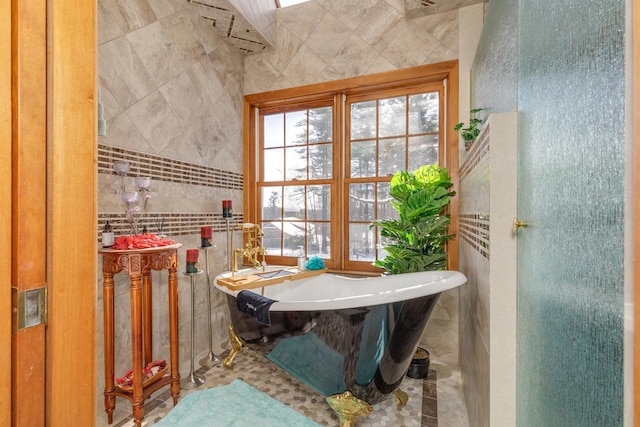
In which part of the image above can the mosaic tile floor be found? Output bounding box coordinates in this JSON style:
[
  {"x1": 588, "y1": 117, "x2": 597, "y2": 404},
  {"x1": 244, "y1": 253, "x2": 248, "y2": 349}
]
[{"x1": 97, "y1": 347, "x2": 442, "y2": 427}]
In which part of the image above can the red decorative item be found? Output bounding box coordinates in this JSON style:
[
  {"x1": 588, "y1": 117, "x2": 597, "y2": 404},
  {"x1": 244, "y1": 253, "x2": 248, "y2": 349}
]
[
  {"x1": 116, "y1": 359, "x2": 168, "y2": 392},
  {"x1": 186, "y1": 249, "x2": 199, "y2": 263},
  {"x1": 222, "y1": 200, "x2": 232, "y2": 218},
  {"x1": 200, "y1": 226, "x2": 212, "y2": 238},
  {"x1": 111, "y1": 234, "x2": 177, "y2": 250}
]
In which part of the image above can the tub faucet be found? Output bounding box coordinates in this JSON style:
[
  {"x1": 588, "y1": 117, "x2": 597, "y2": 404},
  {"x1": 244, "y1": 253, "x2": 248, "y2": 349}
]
[{"x1": 232, "y1": 223, "x2": 266, "y2": 274}]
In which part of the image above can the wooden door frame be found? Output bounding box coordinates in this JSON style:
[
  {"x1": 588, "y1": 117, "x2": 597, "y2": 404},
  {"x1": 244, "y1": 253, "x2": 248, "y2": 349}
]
[
  {"x1": 634, "y1": 0, "x2": 639, "y2": 425},
  {"x1": 4, "y1": 0, "x2": 96, "y2": 425},
  {"x1": 0, "y1": 0, "x2": 12, "y2": 424},
  {"x1": 46, "y1": 0, "x2": 97, "y2": 424},
  {"x1": 1, "y1": 0, "x2": 636, "y2": 424}
]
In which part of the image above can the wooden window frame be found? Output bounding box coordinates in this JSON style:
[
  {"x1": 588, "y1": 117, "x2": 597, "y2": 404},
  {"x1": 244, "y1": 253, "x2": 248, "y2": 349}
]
[
  {"x1": 244, "y1": 61, "x2": 460, "y2": 273},
  {"x1": 257, "y1": 98, "x2": 339, "y2": 268},
  {"x1": 343, "y1": 84, "x2": 445, "y2": 271}
]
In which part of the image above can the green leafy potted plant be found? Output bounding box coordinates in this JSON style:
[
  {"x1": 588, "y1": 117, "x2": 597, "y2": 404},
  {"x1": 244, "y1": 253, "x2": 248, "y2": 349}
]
[
  {"x1": 371, "y1": 164, "x2": 455, "y2": 378},
  {"x1": 371, "y1": 164, "x2": 455, "y2": 274},
  {"x1": 454, "y1": 108, "x2": 485, "y2": 151}
]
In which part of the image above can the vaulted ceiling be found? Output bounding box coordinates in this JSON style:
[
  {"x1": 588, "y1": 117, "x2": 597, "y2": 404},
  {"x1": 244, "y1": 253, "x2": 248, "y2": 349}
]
[
  {"x1": 188, "y1": 0, "x2": 275, "y2": 55},
  {"x1": 188, "y1": 0, "x2": 483, "y2": 55},
  {"x1": 403, "y1": 0, "x2": 484, "y2": 19}
]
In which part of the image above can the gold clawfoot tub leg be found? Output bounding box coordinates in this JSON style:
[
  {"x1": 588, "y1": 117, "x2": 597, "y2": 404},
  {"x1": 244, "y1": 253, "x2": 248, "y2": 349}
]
[
  {"x1": 395, "y1": 388, "x2": 408, "y2": 410},
  {"x1": 326, "y1": 391, "x2": 372, "y2": 427},
  {"x1": 222, "y1": 325, "x2": 245, "y2": 370}
]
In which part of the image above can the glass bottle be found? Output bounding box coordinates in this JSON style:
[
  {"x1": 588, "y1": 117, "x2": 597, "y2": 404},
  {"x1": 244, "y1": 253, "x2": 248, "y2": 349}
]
[
  {"x1": 102, "y1": 221, "x2": 115, "y2": 248},
  {"x1": 297, "y1": 248, "x2": 306, "y2": 272}
]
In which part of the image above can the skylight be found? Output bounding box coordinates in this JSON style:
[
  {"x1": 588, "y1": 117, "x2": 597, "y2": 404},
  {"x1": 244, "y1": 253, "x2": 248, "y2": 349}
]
[{"x1": 277, "y1": 0, "x2": 311, "y2": 8}]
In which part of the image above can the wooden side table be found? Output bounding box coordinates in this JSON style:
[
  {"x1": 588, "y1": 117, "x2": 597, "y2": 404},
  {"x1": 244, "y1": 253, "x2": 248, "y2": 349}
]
[{"x1": 99, "y1": 243, "x2": 182, "y2": 426}]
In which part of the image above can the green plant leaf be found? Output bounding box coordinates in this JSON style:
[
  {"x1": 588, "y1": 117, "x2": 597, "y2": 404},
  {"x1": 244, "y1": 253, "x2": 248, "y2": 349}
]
[
  {"x1": 371, "y1": 164, "x2": 455, "y2": 275},
  {"x1": 454, "y1": 108, "x2": 486, "y2": 142}
]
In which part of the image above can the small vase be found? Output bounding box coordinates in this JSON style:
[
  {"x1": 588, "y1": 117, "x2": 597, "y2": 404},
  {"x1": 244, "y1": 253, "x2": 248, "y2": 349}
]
[
  {"x1": 464, "y1": 140, "x2": 474, "y2": 151},
  {"x1": 406, "y1": 347, "x2": 430, "y2": 379}
]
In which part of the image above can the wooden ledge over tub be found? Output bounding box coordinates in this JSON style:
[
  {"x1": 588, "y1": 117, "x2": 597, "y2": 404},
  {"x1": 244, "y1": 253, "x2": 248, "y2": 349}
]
[{"x1": 217, "y1": 268, "x2": 327, "y2": 291}]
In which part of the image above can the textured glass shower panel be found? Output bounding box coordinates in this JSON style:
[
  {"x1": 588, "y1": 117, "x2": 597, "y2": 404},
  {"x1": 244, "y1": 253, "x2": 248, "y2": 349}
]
[
  {"x1": 516, "y1": 0, "x2": 625, "y2": 426},
  {"x1": 470, "y1": 0, "x2": 518, "y2": 115}
]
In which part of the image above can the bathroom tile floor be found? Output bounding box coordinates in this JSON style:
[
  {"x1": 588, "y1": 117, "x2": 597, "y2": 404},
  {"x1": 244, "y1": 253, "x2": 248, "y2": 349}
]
[{"x1": 97, "y1": 348, "x2": 469, "y2": 427}]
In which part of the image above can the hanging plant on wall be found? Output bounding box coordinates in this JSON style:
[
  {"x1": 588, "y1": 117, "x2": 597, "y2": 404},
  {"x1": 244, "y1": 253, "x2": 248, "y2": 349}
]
[
  {"x1": 371, "y1": 164, "x2": 455, "y2": 274},
  {"x1": 454, "y1": 108, "x2": 486, "y2": 151}
]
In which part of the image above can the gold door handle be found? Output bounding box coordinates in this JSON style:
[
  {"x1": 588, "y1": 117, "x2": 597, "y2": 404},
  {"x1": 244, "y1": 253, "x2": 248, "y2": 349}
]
[{"x1": 513, "y1": 218, "x2": 529, "y2": 233}]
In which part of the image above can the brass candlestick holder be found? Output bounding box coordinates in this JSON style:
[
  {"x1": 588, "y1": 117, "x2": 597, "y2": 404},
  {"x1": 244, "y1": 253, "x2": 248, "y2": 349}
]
[
  {"x1": 225, "y1": 218, "x2": 232, "y2": 271},
  {"x1": 199, "y1": 246, "x2": 220, "y2": 368},
  {"x1": 182, "y1": 270, "x2": 206, "y2": 389}
]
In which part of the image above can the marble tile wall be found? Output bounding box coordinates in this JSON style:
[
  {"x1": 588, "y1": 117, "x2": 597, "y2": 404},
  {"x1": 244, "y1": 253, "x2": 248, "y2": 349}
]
[
  {"x1": 459, "y1": 124, "x2": 491, "y2": 427},
  {"x1": 97, "y1": 0, "x2": 245, "y2": 419},
  {"x1": 458, "y1": 113, "x2": 518, "y2": 427},
  {"x1": 243, "y1": 0, "x2": 459, "y2": 94},
  {"x1": 97, "y1": 144, "x2": 244, "y2": 237}
]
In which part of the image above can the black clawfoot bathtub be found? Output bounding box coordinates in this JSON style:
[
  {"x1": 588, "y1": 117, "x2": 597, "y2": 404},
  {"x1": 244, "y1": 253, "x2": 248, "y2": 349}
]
[{"x1": 214, "y1": 268, "x2": 466, "y2": 404}]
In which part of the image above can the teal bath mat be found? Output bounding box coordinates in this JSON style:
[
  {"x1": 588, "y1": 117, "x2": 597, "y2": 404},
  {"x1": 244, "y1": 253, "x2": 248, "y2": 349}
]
[
  {"x1": 266, "y1": 332, "x2": 346, "y2": 396},
  {"x1": 155, "y1": 379, "x2": 320, "y2": 426}
]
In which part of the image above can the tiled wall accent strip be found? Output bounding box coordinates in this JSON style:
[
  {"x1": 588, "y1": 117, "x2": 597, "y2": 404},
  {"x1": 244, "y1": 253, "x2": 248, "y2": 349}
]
[
  {"x1": 98, "y1": 144, "x2": 243, "y2": 190},
  {"x1": 458, "y1": 213, "x2": 490, "y2": 260},
  {"x1": 460, "y1": 124, "x2": 491, "y2": 259},
  {"x1": 459, "y1": 123, "x2": 490, "y2": 182},
  {"x1": 97, "y1": 212, "x2": 245, "y2": 241}
]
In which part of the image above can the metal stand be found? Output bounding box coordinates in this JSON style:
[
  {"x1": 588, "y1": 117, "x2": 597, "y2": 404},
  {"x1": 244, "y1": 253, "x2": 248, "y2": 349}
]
[
  {"x1": 182, "y1": 270, "x2": 206, "y2": 389},
  {"x1": 225, "y1": 218, "x2": 232, "y2": 271},
  {"x1": 199, "y1": 246, "x2": 220, "y2": 367}
]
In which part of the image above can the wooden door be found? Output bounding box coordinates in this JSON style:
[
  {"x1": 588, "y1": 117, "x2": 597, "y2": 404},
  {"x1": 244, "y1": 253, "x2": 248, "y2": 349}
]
[
  {"x1": 0, "y1": 0, "x2": 12, "y2": 424},
  {"x1": 4, "y1": 0, "x2": 97, "y2": 425},
  {"x1": 11, "y1": 0, "x2": 48, "y2": 424}
]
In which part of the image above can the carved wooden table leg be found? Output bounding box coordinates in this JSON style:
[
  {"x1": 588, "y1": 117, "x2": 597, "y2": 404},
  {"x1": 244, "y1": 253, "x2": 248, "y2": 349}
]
[
  {"x1": 142, "y1": 271, "x2": 153, "y2": 367},
  {"x1": 128, "y1": 253, "x2": 144, "y2": 427},
  {"x1": 103, "y1": 272, "x2": 115, "y2": 424}
]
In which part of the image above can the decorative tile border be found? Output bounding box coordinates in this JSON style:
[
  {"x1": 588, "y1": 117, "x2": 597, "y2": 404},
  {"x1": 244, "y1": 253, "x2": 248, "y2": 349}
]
[
  {"x1": 459, "y1": 212, "x2": 490, "y2": 260},
  {"x1": 98, "y1": 144, "x2": 244, "y2": 242},
  {"x1": 422, "y1": 369, "x2": 439, "y2": 426},
  {"x1": 460, "y1": 124, "x2": 490, "y2": 259},
  {"x1": 97, "y1": 212, "x2": 244, "y2": 241},
  {"x1": 459, "y1": 123, "x2": 490, "y2": 182},
  {"x1": 98, "y1": 144, "x2": 243, "y2": 190}
]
